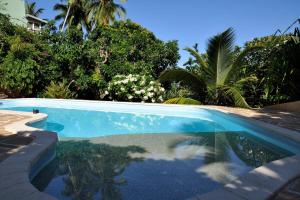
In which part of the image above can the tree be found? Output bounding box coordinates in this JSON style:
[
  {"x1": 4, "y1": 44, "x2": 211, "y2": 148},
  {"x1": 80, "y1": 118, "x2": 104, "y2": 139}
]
[
  {"x1": 54, "y1": 0, "x2": 91, "y2": 31},
  {"x1": 88, "y1": 0, "x2": 127, "y2": 26},
  {"x1": 25, "y1": 1, "x2": 44, "y2": 17},
  {"x1": 160, "y1": 28, "x2": 257, "y2": 108},
  {"x1": 241, "y1": 35, "x2": 300, "y2": 106},
  {"x1": 88, "y1": 20, "x2": 180, "y2": 80}
]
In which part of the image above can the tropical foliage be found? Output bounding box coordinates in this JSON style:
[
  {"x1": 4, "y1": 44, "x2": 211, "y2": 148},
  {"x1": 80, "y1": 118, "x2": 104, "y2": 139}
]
[
  {"x1": 0, "y1": 1, "x2": 299, "y2": 108},
  {"x1": 240, "y1": 35, "x2": 300, "y2": 106},
  {"x1": 0, "y1": 14, "x2": 179, "y2": 100},
  {"x1": 43, "y1": 80, "x2": 77, "y2": 99},
  {"x1": 89, "y1": 0, "x2": 127, "y2": 26},
  {"x1": 160, "y1": 28, "x2": 257, "y2": 108},
  {"x1": 25, "y1": 1, "x2": 44, "y2": 17},
  {"x1": 54, "y1": 0, "x2": 90, "y2": 31},
  {"x1": 54, "y1": 0, "x2": 128, "y2": 32}
]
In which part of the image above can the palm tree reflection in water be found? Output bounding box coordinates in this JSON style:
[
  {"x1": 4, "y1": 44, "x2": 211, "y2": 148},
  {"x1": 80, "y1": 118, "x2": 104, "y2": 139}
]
[{"x1": 53, "y1": 141, "x2": 145, "y2": 200}]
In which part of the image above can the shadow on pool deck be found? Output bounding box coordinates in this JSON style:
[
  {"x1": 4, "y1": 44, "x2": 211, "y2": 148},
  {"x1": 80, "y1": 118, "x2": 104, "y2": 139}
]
[{"x1": 0, "y1": 133, "x2": 34, "y2": 162}]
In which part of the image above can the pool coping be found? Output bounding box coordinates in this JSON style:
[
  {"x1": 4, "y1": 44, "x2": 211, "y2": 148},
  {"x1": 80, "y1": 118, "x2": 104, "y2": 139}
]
[
  {"x1": 0, "y1": 100, "x2": 300, "y2": 200},
  {"x1": 0, "y1": 110, "x2": 58, "y2": 200}
]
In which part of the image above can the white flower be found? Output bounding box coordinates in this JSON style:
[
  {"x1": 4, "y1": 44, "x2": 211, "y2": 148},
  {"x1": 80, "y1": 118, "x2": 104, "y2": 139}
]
[
  {"x1": 143, "y1": 96, "x2": 149, "y2": 100},
  {"x1": 147, "y1": 86, "x2": 153, "y2": 91},
  {"x1": 104, "y1": 91, "x2": 109, "y2": 95},
  {"x1": 158, "y1": 96, "x2": 163, "y2": 101},
  {"x1": 135, "y1": 91, "x2": 141, "y2": 95},
  {"x1": 160, "y1": 88, "x2": 165, "y2": 92},
  {"x1": 128, "y1": 95, "x2": 133, "y2": 100},
  {"x1": 121, "y1": 87, "x2": 125, "y2": 91},
  {"x1": 140, "y1": 89, "x2": 145, "y2": 94},
  {"x1": 151, "y1": 99, "x2": 155, "y2": 103},
  {"x1": 150, "y1": 81, "x2": 155, "y2": 85},
  {"x1": 148, "y1": 93, "x2": 154, "y2": 97}
]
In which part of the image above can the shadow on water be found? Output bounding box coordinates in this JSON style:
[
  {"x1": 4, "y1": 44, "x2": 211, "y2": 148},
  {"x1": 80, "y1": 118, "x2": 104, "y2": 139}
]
[
  {"x1": 33, "y1": 141, "x2": 146, "y2": 200},
  {"x1": 32, "y1": 131, "x2": 294, "y2": 200}
]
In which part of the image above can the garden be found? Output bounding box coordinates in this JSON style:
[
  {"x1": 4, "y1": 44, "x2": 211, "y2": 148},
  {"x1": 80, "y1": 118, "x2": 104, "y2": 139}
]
[{"x1": 0, "y1": 0, "x2": 299, "y2": 108}]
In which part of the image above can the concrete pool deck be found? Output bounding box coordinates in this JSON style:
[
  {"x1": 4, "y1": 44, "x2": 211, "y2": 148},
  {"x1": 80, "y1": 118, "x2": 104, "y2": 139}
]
[
  {"x1": 0, "y1": 110, "x2": 57, "y2": 200},
  {"x1": 0, "y1": 104, "x2": 300, "y2": 200}
]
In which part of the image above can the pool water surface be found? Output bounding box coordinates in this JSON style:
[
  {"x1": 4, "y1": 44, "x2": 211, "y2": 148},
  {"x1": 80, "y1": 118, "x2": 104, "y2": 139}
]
[{"x1": 32, "y1": 133, "x2": 293, "y2": 200}]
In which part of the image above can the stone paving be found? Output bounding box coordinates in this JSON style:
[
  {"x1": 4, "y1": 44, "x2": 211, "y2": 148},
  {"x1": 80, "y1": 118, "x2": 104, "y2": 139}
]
[
  {"x1": 0, "y1": 113, "x2": 33, "y2": 162},
  {"x1": 210, "y1": 106, "x2": 300, "y2": 132}
]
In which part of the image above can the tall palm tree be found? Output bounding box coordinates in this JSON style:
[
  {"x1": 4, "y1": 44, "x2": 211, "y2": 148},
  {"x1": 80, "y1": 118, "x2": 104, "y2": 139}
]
[
  {"x1": 25, "y1": 1, "x2": 44, "y2": 17},
  {"x1": 88, "y1": 0, "x2": 127, "y2": 26},
  {"x1": 160, "y1": 28, "x2": 257, "y2": 108},
  {"x1": 54, "y1": 0, "x2": 91, "y2": 31}
]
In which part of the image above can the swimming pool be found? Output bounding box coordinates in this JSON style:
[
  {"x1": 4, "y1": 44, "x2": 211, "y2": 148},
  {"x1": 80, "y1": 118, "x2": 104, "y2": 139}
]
[
  {"x1": 1, "y1": 99, "x2": 300, "y2": 199},
  {"x1": 1, "y1": 98, "x2": 299, "y2": 153}
]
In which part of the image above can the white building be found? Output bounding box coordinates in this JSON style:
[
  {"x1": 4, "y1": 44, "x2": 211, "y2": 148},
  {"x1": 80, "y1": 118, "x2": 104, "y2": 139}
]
[{"x1": 1, "y1": 0, "x2": 47, "y2": 32}]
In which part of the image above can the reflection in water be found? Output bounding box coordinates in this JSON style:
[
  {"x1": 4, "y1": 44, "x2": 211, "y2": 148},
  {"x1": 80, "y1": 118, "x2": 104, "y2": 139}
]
[
  {"x1": 34, "y1": 141, "x2": 145, "y2": 200},
  {"x1": 32, "y1": 133, "x2": 294, "y2": 200},
  {"x1": 169, "y1": 132, "x2": 293, "y2": 184}
]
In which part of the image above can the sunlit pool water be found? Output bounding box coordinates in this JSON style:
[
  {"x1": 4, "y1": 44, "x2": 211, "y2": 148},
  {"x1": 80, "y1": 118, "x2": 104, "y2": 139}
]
[{"x1": 1, "y1": 99, "x2": 299, "y2": 199}]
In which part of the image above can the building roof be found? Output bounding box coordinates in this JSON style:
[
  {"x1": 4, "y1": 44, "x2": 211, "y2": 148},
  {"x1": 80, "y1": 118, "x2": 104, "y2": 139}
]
[{"x1": 25, "y1": 14, "x2": 47, "y2": 24}]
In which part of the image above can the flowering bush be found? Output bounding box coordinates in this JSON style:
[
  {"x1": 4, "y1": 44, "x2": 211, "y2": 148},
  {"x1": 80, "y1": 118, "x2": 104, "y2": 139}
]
[{"x1": 106, "y1": 74, "x2": 165, "y2": 103}]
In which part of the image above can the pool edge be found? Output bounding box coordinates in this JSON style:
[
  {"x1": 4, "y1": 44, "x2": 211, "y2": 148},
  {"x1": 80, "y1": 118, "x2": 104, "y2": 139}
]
[{"x1": 0, "y1": 110, "x2": 58, "y2": 200}]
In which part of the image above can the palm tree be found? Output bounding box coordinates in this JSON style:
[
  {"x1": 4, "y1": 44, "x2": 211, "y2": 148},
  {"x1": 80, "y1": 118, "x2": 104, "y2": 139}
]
[
  {"x1": 88, "y1": 0, "x2": 127, "y2": 26},
  {"x1": 54, "y1": 0, "x2": 91, "y2": 31},
  {"x1": 160, "y1": 28, "x2": 257, "y2": 108},
  {"x1": 25, "y1": 1, "x2": 44, "y2": 17}
]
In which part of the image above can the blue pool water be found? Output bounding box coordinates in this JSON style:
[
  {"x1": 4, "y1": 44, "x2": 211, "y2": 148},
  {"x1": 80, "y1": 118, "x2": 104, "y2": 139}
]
[{"x1": 1, "y1": 99, "x2": 300, "y2": 153}]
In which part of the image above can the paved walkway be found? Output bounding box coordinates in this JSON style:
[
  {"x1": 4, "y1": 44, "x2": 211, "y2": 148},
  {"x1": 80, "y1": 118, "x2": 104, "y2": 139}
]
[
  {"x1": 210, "y1": 106, "x2": 300, "y2": 132},
  {"x1": 0, "y1": 113, "x2": 33, "y2": 162}
]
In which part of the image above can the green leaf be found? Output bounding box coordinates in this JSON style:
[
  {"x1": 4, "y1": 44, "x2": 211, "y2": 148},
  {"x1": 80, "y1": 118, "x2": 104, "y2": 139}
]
[
  {"x1": 164, "y1": 97, "x2": 201, "y2": 105},
  {"x1": 159, "y1": 68, "x2": 206, "y2": 96},
  {"x1": 223, "y1": 86, "x2": 250, "y2": 108}
]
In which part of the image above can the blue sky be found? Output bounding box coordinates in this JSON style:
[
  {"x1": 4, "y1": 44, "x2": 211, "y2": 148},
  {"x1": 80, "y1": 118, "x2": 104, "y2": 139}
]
[{"x1": 31, "y1": 0, "x2": 300, "y2": 66}]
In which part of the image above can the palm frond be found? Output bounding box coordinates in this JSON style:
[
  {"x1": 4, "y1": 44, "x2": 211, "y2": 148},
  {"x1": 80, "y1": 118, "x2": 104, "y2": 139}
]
[
  {"x1": 235, "y1": 76, "x2": 258, "y2": 85},
  {"x1": 206, "y1": 28, "x2": 235, "y2": 86},
  {"x1": 25, "y1": 1, "x2": 44, "y2": 17},
  {"x1": 226, "y1": 46, "x2": 264, "y2": 83},
  {"x1": 184, "y1": 47, "x2": 208, "y2": 69},
  {"x1": 164, "y1": 97, "x2": 201, "y2": 105},
  {"x1": 159, "y1": 69, "x2": 206, "y2": 96},
  {"x1": 223, "y1": 86, "x2": 250, "y2": 108},
  {"x1": 54, "y1": 3, "x2": 68, "y2": 11}
]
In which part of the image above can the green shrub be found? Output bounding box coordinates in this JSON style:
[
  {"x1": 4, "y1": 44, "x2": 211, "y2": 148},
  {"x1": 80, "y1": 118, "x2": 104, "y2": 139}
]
[
  {"x1": 43, "y1": 80, "x2": 76, "y2": 99},
  {"x1": 241, "y1": 35, "x2": 300, "y2": 106}
]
